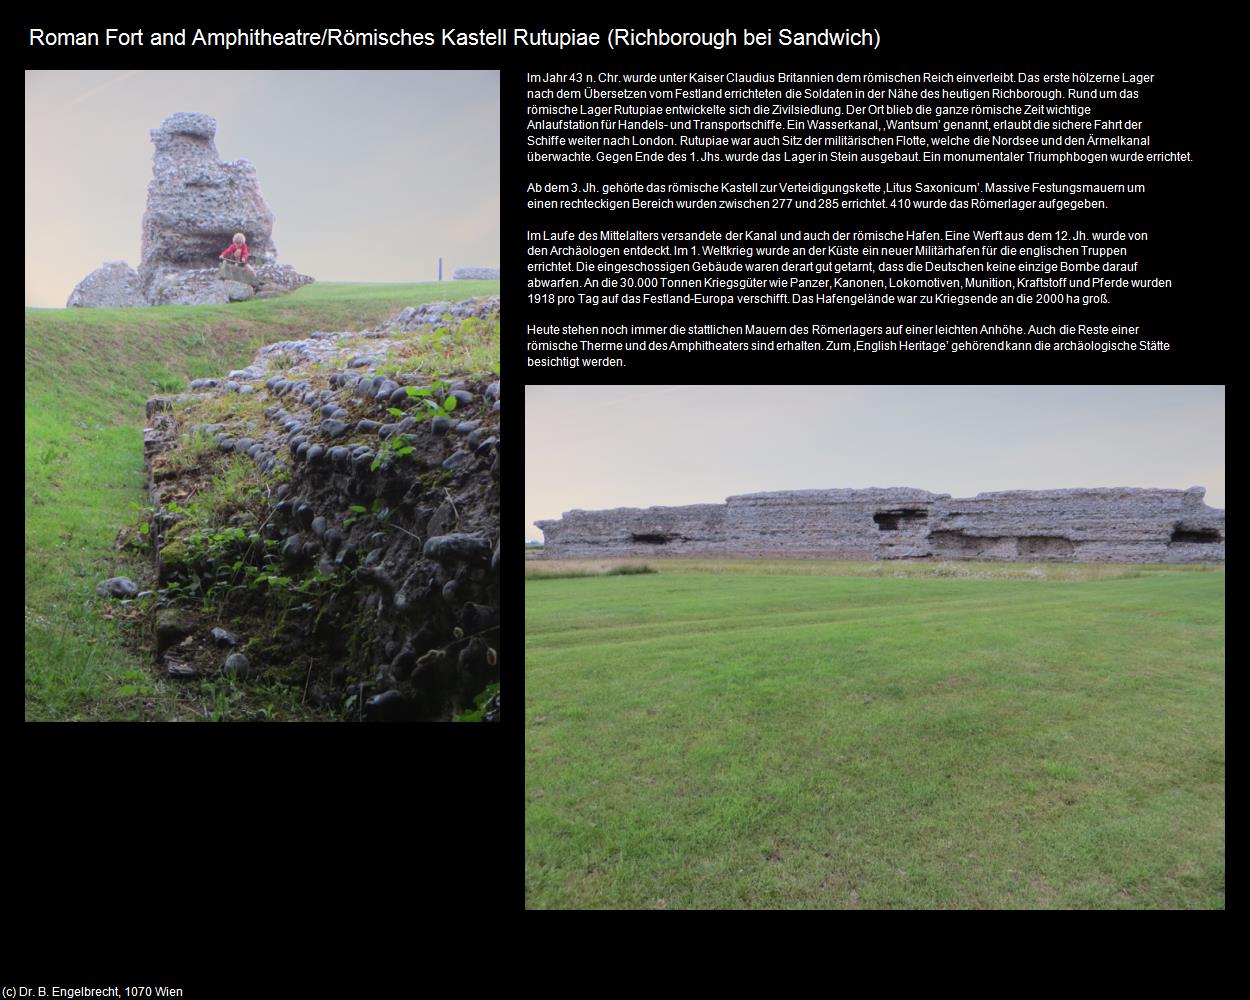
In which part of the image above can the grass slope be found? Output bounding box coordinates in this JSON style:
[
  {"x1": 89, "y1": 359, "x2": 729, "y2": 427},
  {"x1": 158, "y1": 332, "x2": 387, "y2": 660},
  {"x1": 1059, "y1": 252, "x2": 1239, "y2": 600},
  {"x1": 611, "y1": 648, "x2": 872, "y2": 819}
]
[
  {"x1": 525, "y1": 563, "x2": 1225, "y2": 909},
  {"x1": 25, "y1": 280, "x2": 498, "y2": 721}
]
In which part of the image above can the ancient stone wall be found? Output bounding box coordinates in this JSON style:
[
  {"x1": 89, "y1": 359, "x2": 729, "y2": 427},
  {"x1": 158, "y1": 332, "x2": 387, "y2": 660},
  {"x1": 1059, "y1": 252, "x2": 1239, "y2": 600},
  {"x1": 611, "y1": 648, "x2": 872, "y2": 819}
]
[
  {"x1": 138, "y1": 112, "x2": 277, "y2": 295},
  {"x1": 68, "y1": 112, "x2": 313, "y2": 307},
  {"x1": 536, "y1": 486, "x2": 1225, "y2": 563},
  {"x1": 136, "y1": 297, "x2": 500, "y2": 720}
]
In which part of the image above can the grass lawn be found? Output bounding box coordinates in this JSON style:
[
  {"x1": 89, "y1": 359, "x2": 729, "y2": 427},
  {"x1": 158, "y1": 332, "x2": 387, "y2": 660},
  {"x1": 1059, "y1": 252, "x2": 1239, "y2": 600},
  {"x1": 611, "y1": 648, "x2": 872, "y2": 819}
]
[
  {"x1": 525, "y1": 560, "x2": 1225, "y2": 909},
  {"x1": 25, "y1": 280, "x2": 498, "y2": 721}
]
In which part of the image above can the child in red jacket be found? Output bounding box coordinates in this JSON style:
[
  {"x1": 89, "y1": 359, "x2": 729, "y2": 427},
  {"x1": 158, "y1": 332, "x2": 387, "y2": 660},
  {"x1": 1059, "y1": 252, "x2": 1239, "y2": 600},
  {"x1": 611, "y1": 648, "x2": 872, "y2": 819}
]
[{"x1": 219, "y1": 233, "x2": 258, "y2": 277}]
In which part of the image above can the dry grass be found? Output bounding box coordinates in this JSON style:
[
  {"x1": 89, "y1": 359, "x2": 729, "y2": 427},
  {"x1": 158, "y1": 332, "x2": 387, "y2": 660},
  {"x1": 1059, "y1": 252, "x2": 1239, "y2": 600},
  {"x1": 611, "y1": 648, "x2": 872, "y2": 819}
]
[{"x1": 526, "y1": 562, "x2": 656, "y2": 580}]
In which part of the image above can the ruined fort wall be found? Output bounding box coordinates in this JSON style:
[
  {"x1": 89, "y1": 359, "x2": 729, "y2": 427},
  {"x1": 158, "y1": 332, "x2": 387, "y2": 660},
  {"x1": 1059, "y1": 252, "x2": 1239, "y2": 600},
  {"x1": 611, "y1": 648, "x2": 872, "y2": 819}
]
[
  {"x1": 723, "y1": 488, "x2": 944, "y2": 558},
  {"x1": 540, "y1": 504, "x2": 729, "y2": 556},
  {"x1": 535, "y1": 486, "x2": 1225, "y2": 562}
]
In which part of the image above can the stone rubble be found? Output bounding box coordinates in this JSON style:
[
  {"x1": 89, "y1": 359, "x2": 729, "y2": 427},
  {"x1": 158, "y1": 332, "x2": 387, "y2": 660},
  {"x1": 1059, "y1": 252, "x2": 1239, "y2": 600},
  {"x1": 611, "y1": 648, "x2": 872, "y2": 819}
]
[
  {"x1": 147, "y1": 263, "x2": 314, "y2": 306},
  {"x1": 537, "y1": 486, "x2": 1226, "y2": 563},
  {"x1": 66, "y1": 262, "x2": 146, "y2": 309},
  {"x1": 95, "y1": 576, "x2": 139, "y2": 598}
]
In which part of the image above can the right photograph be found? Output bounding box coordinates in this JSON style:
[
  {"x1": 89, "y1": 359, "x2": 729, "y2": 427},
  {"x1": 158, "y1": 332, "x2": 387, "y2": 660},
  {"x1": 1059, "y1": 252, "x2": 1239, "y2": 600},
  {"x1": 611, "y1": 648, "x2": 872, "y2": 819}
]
[{"x1": 524, "y1": 385, "x2": 1225, "y2": 909}]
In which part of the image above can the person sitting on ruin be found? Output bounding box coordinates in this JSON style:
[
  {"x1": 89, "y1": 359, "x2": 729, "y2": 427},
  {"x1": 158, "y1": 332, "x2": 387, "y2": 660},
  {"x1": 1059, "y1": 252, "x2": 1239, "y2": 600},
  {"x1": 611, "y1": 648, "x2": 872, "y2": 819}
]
[{"x1": 219, "y1": 232, "x2": 257, "y2": 278}]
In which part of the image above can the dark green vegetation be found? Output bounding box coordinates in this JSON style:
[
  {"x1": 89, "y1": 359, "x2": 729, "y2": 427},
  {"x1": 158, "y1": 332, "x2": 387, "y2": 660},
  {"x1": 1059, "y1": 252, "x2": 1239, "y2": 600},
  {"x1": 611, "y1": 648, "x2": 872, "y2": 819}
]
[
  {"x1": 525, "y1": 561, "x2": 1225, "y2": 908},
  {"x1": 25, "y1": 280, "x2": 498, "y2": 721},
  {"x1": 141, "y1": 452, "x2": 373, "y2": 717}
]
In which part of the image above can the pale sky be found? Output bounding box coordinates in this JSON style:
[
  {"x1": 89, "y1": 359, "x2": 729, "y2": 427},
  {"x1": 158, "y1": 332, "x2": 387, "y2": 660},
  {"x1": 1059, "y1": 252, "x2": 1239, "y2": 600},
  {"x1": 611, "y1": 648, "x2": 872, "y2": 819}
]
[
  {"x1": 25, "y1": 70, "x2": 499, "y2": 307},
  {"x1": 525, "y1": 385, "x2": 1226, "y2": 538}
]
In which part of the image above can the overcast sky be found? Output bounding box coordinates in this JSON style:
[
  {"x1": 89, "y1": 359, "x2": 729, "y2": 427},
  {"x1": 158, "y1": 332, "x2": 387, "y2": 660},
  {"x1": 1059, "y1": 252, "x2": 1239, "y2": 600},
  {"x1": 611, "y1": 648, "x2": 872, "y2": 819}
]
[
  {"x1": 525, "y1": 385, "x2": 1226, "y2": 538},
  {"x1": 25, "y1": 70, "x2": 499, "y2": 307}
]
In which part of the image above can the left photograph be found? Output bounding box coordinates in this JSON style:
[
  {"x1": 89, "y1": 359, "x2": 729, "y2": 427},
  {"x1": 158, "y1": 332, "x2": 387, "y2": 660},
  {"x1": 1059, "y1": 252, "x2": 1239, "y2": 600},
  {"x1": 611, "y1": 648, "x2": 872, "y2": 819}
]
[{"x1": 25, "y1": 70, "x2": 500, "y2": 721}]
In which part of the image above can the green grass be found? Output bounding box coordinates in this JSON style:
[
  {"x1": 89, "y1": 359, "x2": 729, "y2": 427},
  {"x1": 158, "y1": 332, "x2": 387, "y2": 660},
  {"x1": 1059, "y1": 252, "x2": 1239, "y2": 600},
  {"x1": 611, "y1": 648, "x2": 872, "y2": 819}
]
[
  {"x1": 525, "y1": 562, "x2": 1225, "y2": 908},
  {"x1": 25, "y1": 280, "x2": 498, "y2": 721}
]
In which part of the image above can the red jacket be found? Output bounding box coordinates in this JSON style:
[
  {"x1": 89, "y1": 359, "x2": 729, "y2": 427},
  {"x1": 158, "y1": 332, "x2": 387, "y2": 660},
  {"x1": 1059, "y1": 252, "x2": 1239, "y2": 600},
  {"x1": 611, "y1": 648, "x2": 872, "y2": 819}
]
[{"x1": 220, "y1": 242, "x2": 249, "y2": 262}]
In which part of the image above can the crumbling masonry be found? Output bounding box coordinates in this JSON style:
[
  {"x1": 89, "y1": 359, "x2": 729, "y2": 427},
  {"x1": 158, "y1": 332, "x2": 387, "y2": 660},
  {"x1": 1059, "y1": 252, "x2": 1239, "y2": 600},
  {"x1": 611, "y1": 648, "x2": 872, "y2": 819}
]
[{"x1": 536, "y1": 487, "x2": 1225, "y2": 562}]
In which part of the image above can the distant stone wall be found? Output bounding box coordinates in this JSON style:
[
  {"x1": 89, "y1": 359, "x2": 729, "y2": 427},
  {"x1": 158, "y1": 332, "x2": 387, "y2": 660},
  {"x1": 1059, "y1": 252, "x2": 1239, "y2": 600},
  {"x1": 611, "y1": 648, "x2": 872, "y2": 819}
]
[{"x1": 536, "y1": 487, "x2": 1226, "y2": 563}]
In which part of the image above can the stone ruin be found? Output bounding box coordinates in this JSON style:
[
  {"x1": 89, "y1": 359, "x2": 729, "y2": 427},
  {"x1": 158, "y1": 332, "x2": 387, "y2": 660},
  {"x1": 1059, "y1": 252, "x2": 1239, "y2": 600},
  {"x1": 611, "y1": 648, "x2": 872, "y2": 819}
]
[
  {"x1": 131, "y1": 297, "x2": 501, "y2": 720},
  {"x1": 536, "y1": 486, "x2": 1226, "y2": 563},
  {"x1": 67, "y1": 112, "x2": 313, "y2": 307}
]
